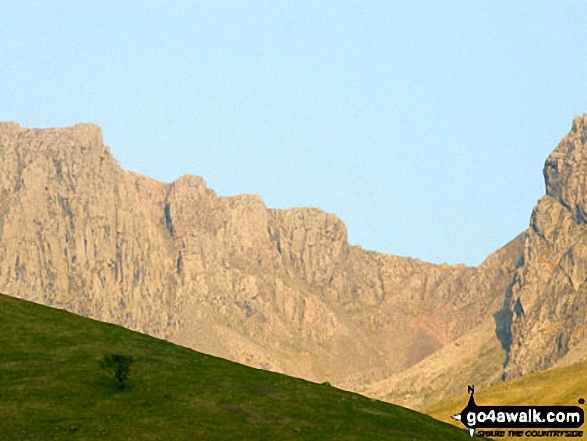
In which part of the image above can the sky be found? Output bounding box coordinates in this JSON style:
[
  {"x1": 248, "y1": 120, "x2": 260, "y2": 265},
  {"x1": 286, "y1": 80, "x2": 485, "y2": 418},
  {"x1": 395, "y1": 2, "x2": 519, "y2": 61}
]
[{"x1": 1, "y1": 1, "x2": 586, "y2": 266}]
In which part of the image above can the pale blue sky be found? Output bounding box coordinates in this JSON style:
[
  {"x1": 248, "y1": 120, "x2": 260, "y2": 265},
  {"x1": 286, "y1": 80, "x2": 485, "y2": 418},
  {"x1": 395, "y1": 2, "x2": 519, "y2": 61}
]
[{"x1": 1, "y1": 1, "x2": 586, "y2": 265}]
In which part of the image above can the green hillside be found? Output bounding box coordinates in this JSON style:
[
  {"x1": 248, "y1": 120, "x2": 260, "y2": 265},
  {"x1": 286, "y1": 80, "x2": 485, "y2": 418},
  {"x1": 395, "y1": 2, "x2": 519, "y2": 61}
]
[
  {"x1": 0, "y1": 293, "x2": 475, "y2": 440},
  {"x1": 423, "y1": 358, "x2": 587, "y2": 439}
]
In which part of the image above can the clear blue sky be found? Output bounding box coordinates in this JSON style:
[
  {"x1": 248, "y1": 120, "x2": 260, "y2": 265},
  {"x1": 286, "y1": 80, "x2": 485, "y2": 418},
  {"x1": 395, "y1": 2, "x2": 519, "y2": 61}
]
[{"x1": 1, "y1": 1, "x2": 586, "y2": 266}]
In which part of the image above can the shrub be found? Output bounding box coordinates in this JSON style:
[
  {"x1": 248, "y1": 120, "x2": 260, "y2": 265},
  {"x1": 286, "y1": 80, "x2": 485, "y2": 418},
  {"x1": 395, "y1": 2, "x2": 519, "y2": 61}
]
[{"x1": 100, "y1": 353, "x2": 133, "y2": 390}]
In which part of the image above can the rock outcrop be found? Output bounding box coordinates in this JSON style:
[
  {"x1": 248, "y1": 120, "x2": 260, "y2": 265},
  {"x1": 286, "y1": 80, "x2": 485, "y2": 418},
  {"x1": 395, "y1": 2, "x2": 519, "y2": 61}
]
[
  {"x1": 0, "y1": 121, "x2": 524, "y2": 396},
  {"x1": 503, "y1": 114, "x2": 587, "y2": 378}
]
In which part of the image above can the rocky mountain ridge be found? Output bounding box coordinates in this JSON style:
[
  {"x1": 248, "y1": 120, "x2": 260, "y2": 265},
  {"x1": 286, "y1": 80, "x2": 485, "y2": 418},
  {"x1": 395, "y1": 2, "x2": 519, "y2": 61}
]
[
  {"x1": 1, "y1": 117, "x2": 585, "y2": 406},
  {"x1": 0, "y1": 121, "x2": 521, "y2": 390}
]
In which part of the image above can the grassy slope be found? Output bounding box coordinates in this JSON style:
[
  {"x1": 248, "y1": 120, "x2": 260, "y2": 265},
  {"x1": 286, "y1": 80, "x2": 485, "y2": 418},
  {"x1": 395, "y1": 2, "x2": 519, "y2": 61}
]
[
  {"x1": 0, "y1": 293, "x2": 476, "y2": 441},
  {"x1": 424, "y1": 359, "x2": 587, "y2": 439}
]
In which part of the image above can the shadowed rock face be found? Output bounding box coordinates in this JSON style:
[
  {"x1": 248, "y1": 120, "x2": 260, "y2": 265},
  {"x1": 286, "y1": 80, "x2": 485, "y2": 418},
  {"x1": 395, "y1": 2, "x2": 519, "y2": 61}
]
[
  {"x1": 0, "y1": 121, "x2": 523, "y2": 396},
  {"x1": 504, "y1": 114, "x2": 587, "y2": 379}
]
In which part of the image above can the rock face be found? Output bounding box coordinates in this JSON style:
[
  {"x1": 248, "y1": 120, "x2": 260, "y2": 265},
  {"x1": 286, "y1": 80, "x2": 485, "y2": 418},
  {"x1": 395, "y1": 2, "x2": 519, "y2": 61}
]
[
  {"x1": 503, "y1": 114, "x2": 587, "y2": 378},
  {"x1": 0, "y1": 122, "x2": 180, "y2": 337},
  {"x1": 0, "y1": 121, "x2": 525, "y2": 396}
]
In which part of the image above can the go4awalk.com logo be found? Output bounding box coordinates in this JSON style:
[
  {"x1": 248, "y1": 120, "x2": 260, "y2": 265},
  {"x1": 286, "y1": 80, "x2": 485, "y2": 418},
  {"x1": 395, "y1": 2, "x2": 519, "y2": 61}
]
[{"x1": 451, "y1": 386, "x2": 585, "y2": 438}]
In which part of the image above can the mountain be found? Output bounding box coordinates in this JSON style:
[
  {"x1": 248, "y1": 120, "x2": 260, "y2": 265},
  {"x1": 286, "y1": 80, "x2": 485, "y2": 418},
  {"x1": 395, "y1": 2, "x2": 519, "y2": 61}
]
[
  {"x1": 0, "y1": 121, "x2": 522, "y2": 399},
  {"x1": 0, "y1": 292, "x2": 479, "y2": 440},
  {"x1": 4, "y1": 115, "x2": 587, "y2": 411}
]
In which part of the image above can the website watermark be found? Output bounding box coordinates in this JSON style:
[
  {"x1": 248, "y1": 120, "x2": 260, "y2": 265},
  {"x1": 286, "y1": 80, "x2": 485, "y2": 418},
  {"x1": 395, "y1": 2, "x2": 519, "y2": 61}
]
[{"x1": 451, "y1": 386, "x2": 585, "y2": 437}]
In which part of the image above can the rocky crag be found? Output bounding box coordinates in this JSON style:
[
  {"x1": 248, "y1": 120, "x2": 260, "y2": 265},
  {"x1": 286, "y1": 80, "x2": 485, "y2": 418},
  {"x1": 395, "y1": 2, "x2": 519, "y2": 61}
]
[
  {"x1": 2, "y1": 117, "x2": 585, "y2": 408},
  {"x1": 502, "y1": 114, "x2": 587, "y2": 378}
]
